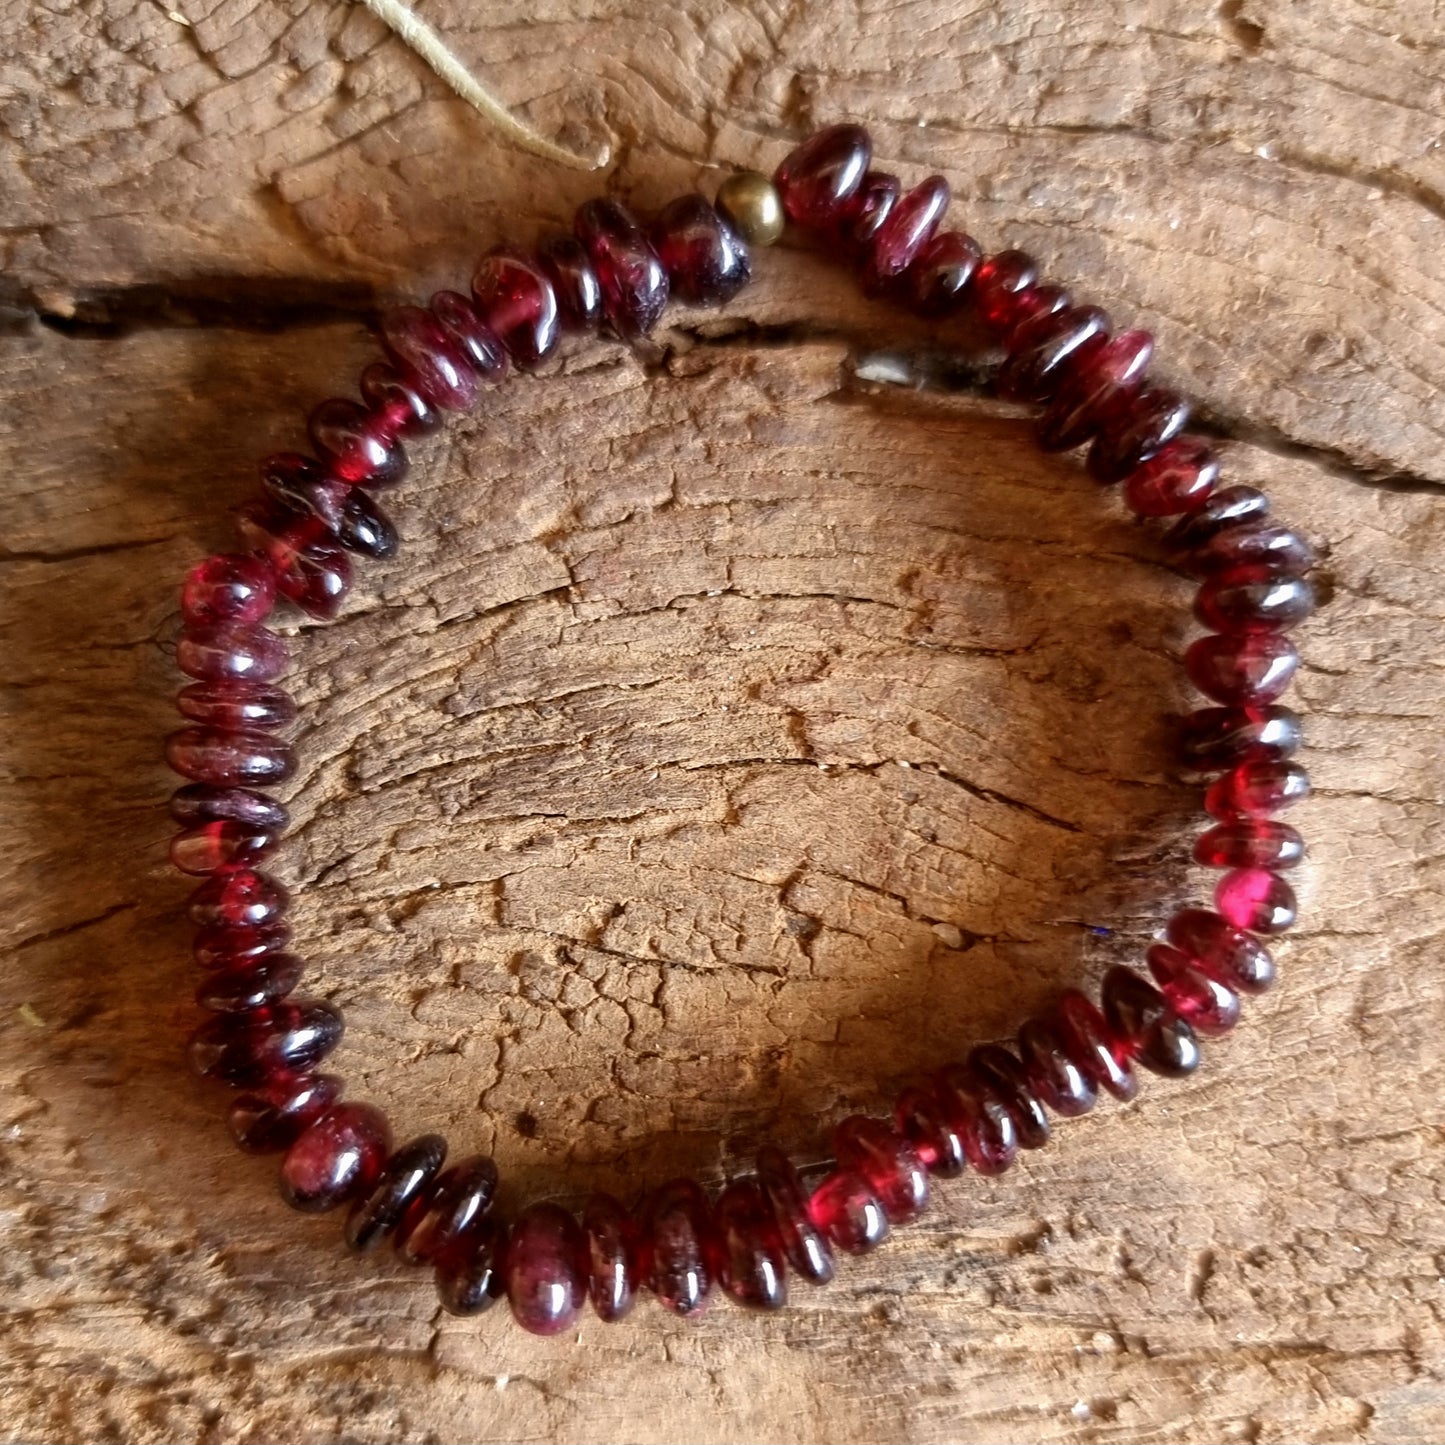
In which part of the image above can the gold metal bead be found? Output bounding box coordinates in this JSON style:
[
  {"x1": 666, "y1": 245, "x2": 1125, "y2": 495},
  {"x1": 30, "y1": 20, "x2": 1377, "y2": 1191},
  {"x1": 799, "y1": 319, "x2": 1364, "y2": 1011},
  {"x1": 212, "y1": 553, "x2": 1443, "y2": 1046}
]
[{"x1": 715, "y1": 171, "x2": 785, "y2": 247}]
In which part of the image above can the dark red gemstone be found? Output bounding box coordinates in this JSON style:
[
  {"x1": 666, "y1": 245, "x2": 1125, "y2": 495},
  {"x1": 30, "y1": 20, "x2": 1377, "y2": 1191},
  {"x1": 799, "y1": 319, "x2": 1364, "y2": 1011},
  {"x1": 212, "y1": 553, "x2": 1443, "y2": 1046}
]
[
  {"x1": 971, "y1": 250, "x2": 1040, "y2": 332},
  {"x1": 260, "y1": 456, "x2": 351, "y2": 534},
  {"x1": 195, "y1": 951, "x2": 303, "y2": 1011},
  {"x1": 650, "y1": 194, "x2": 751, "y2": 306},
  {"x1": 893, "y1": 1082, "x2": 966, "y2": 1177},
  {"x1": 506, "y1": 1202, "x2": 588, "y2": 1336},
  {"x1": 861, "y1": 174, "x2": 950, "y2": 296},
  {"x1": 1168, "y1": 486, "x2": 1271, "y2": 552},
  {"x1": 807, "y1": 1169, "x2": 889, "y2": 1255},
  {"x1": 1037, "y1": 328, "x2": 1154, "y2": 452},
  {"x1": 582, "y1": 1191, "x2": 642, "y2": 1322},
  {"x1": 1179, "y1": 704, "x2": 1302, "y2": 771},
  {"x1": 1190, "y1": 523, "x2": 1315, "y2": 577},
  {"x1": 774, "y1": 124, "x2": 872, "y2": 228},
  {"x1": 1146, "y1": 943, "x2": 1240, "y2": 1036},
  {"x1": 380, "y1": 305, "x2": 479, "y2": 412},
  {"x1": 235, "y1": 501, "x2": 352, "y2": 621},
  {"x1": 996, "y1": 304, "x2": 1111, "y2": 404},
  {"x1": 934, "y1": 1065, "x2": 1020, "y2": 1174},
  {"x1": 192, "y1": 920, "x2": 291, "y2": 970},
  {"x1": 1122, "y1": 437, "x2": 1220, "y2": 516},
  {"x1": 755, "y1": 1146, "x2": 835, "y2": 1285},
  {"x1": 176, "y1": 623, "x2": 288, "y2": 685},
  {"x1": 177, "y1": 681, "x2": 295, "y2": 731},
  {"x1": 471, "y1": 250, "x2": 561, "y2": 367},
  {"x1": 1185, "y1": 632, "x2": 1299, "y2": 705},
  {"x1": 1018, "y1": 1015, "x2": 1098, "y2": 1117},
  {"x1": 281, "y1": 1102, "x2": 392, "y2": 1212},
  {"x1": 188, "y1": 999, "x2": 343, "y2": 1086},
  {"x1": 1165, "y1": 908, "x2": 1276, "y2": 994},
  {"x1": 333, "y1": 489, "x2": 398, "y2": 561},
  {"x1": 1196, "y1": 819, "x2": 1305, "y2": 870},
  {"x1": 346, "y1": 1134, "x2": 448, "y2": 1254},
  {"x1": 170, "y1": 783, "x2": 289, "y2": 835},
  {"x1": 181, "y1": 553, "x2": 276, "y2": 629},
  {"x1": 538, "y1": 234, "x2": 604, "y2": 332},
  {"x1": 396, "y1": 1154, "x2": 499, "y2": 1265},
  {"x1": 836, "y1": 169, "x2": 900, "y2": 250},
  {"x1": 360, "y1": 361, "x2": 442, "y2": 438},
  {"x1": 574, "y1": 198, "x2": 669, "y2": 338},
  {"x1": 1002, "y1": 283, "x2": 1073, "y2": 339},
  {"x1": 228, "y1": 1073, "x2": 342, "y2": 1154},
  {"x1": 642, "y1": 1177, "x2": 715, "y2": 1317},
  {"x1": 1054, "y1": 990, "x2": 1138, "y2": 1100},
  {"x1": 166, "y1": 727, "x2": 296, "y2": 787},
  {"x1": 1215, "y1": 868, "x2": 1298, "y2": 934},
  {"x1": 430, "y1": 290, "x2": 508, "y2": 380},
  {"x1": 307, "y1": 397, "x2": 407, "y2": 487},
  {"x1": 436, "y1": 1217, "x2": 508, "y2": 1316},
  {"x1": 170, "y1": 819, "x2": 276, "y2": 876},
  {"x1": 906, "y1": 229, "x2": 982, "y2": 318},
  {"x1": 967, "y1": 1043, "x2": 1050, "y2": 1149},
  {"x1": 1088, "y1": 386, "x2": 1192, "y2": 482},
  {"x1": 711, "y1": 1178, "x2": 787, "y2": 1311},
  {"x1": 1196, "y1": 566, "x2": 1317, "y2": 633},
  {"x1": 1205, "y1": 759, "x2": 1311, "y2": 820},
  {"x1": 1101, "y1": 966, "x2": 1201, "y2": 1078},
  {"x1": 832, "y1": 1115, "x2": 928, "y2": 1221},
  {"x1": 187, "y1": 868, "x2": 289, "y2": 928}
]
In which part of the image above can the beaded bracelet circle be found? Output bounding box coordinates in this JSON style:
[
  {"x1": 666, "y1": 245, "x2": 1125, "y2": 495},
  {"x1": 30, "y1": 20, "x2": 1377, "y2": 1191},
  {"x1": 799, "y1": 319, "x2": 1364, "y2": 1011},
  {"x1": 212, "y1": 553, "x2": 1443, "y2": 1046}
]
[{"x1": 166, "y1": 123, "x2": 1315, "y2": 1335}]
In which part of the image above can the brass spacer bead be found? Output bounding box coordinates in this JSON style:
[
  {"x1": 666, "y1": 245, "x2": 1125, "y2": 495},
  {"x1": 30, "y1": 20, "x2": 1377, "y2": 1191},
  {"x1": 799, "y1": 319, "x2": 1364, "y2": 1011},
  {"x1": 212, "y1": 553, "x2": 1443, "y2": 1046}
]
[{"x1": 715, "y1": 170, "x2": 785, "y2": 247}]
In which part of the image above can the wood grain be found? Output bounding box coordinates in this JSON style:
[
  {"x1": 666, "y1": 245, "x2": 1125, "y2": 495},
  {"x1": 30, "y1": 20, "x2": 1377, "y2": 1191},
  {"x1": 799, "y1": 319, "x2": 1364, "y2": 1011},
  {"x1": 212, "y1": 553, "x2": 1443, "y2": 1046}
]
[{"x1": 2, "y1": 2, "x2": 1443, "y2": 1442}]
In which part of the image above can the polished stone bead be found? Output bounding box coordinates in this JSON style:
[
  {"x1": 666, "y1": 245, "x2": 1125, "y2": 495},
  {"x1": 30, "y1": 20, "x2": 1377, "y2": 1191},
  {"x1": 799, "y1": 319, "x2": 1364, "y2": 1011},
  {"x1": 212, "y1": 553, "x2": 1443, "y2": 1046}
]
[
  {"x1": 971, "y1": 250, "x2": 1040, "y2": 332},
  {"x1": 832, "y1": 1115, "x2": 928, "y2": 1221},
  {"x1": 260, "y1": 455, "x2": 351, "y2": 536},
  {"x1": 195, "y1": 951, "x2": 303, "y2": 1012},
  {"x1": 934, "y1": 1064, "x2": 1020, "y2": 1174},
  {"x1": 574, "y1": 198, "x2": 669, "y2": 338},
  {"x1": 396, "y1": 1154, "x2": 499, "y2": 1265},
  {"x1": 281, "y1": 1102, "x2": 392, "y2": 1212},
  {"x1": 181, "y1": 553, "x2": 276, "y2": 628},
  {"x1": 177, "y1": 681, "x2": 296, "y2": 731},
  {"x1": 192, "y1": 920, "x2": 291, "y2": 970},
  {"x1": 1196, "y1": 819, "x2": 1305, "y2": 870},
  {"x1": 755, "y1": 1146, "x2": 835, "y2": 1285},
  {"x1": 1167, "y1": 486, "x2": 1271, "y2": 552},
  {"x1": 861, "y1": 174, "x2": 950, "y2": 295},
  {"x1": 807, "y1": 1169, "x2": 890, "y2": 1255},
  {"x1": 1101, "y1": 965, "x2": 1201, "y2": 1077},
  {"x1": 1003, "y1": 282, "x2": 1073, "y2": 338},
  {"x1": 436, "y1": 1218, "x2": 508, "y2": 1316},
  {"x1": 711, "y1": 1179, "x2": 787, "y2": 1311},
  {"x1": 430, "y1": 290, "x2": 509, "y2": 381},
  {"x1": 967, "y1": 1043, "x2": 1050, "y2": 1149},
  {"x1": 1195, "y1": 566, "x2": 1317, "y2": 633},
  {"x1": 170, "y1": 819, "x2": 276, "y2": 875},
  {"x1": 235, "y1": 501, "x2": 352, "y2": 620},
  {"x1": 1054, "y1": 989, "x2": 1138, "y2": 1100},
  {"x1": 380, "y1": 304, "x2": 479, "y2": 412},
  {"x1": 1165, "y1": 907, "x2": 1276, "y2": 994},
  {"x1": 893, "y1": 1082, "x2": 966, "y2": 1177},
  {"x1": 774, "y1": 123, "x2": 872, "y2": 228},
  {"x1": 906, "y1": 229, "x2": 982, "y2": 318},
  {"x1": 1017, "y1": 1015, "x2": 1099, "y2": 1117},
  {"x1": 651, "y1": 194, "x2": 752, "y2": 306},
  {"x1": 996, "y1": 304, "x2": 1111, "y2": 404},
  {"x1": 643, "y1": 1177, "x2": 715, "y2": 1316},
  {"x1": 170, "y1": 783, "x2": 289, "y2": 834},
  {"x1": 334, "y1": 488, "x2": 399, "y2": 560},
  {"x1": 1036, "y1": 328, "x2": 1154, "y2": 452},
  {"x1": 187, "y1": 868, "x2": 289, "y2": 928},
  {"x1": 228, "y1": 1072, "x2": 342, "y2": 1153},
  {"x1": 836, "y1": 169, "x2": 899, "y2": 250},
  {"x1": 176, "y1": 623, "x2": 288, "y2": 684},
  {"x1": 188, "y1": 999, "x2": 343, "y2": 1086},
  {"x1": 471, "y1": 250, "x2": 561, "y2": 367},
  {"x1": 346, "y1": 1134, "x2": 448, "y2": 1254},
  {"x1": 506, "y1": 1202, "x2": 588, "y2": 1336},
  {"x1": 1122, "y1": 437, "x2": 1220, "y2": 517},
  {"x1": 307, "y1": 397, "x2": 407, "y2": 487},
  {"x1": 1185, "y1": 632, "x2": 1299, "y2": 705},
  {"x1": 582, "y1": 1191, "x2": 643, "y2": 1322},
  {"x1": 537, "y1": 234, "x2": 605, "y2": 330},
  {"x1": 1087, "y1": 386, "x2": 1192, "y2": 482},
  {"x1": 1179, "y1": 704, "x2": 1302, "y2": 771},
  {"x1": 1146, "y1": 943, "x2": 1240, "y2": 1036},
  {"x1": 1205, "y1": 759, "x2": 1311, "y2": 820},
  {"x1": 713, "y1": 170, "x2": 786, "y2": 247},
  {"x1": 166, "y1": 727, "x2": 296, "y2": 787},
  {"x1": 1215, "y1": 868, "x2": 1298, "y2": 934},
  {"x1": 1190, "y1": 523, "x2": 1315, "y2": 577},
  {"x1": 360, "y1": 361, "x2": 442, "y2": 438}
]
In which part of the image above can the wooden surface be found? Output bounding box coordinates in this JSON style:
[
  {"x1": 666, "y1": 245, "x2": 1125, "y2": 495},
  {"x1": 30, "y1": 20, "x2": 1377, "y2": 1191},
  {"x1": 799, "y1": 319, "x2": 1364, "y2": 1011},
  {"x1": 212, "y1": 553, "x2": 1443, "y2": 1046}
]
[{"x1": 2, "y1": 2, "x2": 1444, "y2": 1441}]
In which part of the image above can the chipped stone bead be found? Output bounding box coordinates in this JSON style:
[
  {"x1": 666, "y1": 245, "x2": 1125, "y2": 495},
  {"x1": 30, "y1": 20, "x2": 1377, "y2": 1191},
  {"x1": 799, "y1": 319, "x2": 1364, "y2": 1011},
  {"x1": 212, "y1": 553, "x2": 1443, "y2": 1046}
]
[
  {"x1": 1185, "y1": 632, "x2": 1299, "y2": 705},
  {"x1": 906, "y1": 229, "x2": 982, "y2": 318},
  {"x1": 574, "y1": 198, "x2": 669, "y2": 338},
  {"x1": 755, "y1": 1146, "x2": 835, "y2": 1285},
  {"x1": 281, "y1": 1102, "x2": 392, "y2": 1212},
  {"x1": 537, "y1": 234, "x2": 604, "y2": 331},
  {"x1": 192, "y1": 920, "x2": 291, "y2": 970},
  {"x1": 1168, "y1": 485, "x2": 1271, "y2": 553},
  {"x1": 235, "y1": 501, "x2": 352, "y2": 620},
  {"x1": 934, "y1": 1064, "x2": 1020, "y2": 1174},
  {"x1": 1101, "y1": 966, "x2": 1201, "y2": 1078},
  {"x1": 396, "y1": 1154, "x2": 499, "y2": 1266},
  {"x1": 967, "y1": 1043, "x2": 1050, "y2": 1150},
  {"x1": 307, "y1": 397, "x2": 407, "y2": 487},
  {"x1": 166, "y1": 727, "x2": 296, "y2": 788},
  {"x1": 1018, "y1": 1016, "x2": 1098, "y2": 1117},
  {"x1": 436, "y1": 1218, "x2": 508, "y2": 1316},
  {"x1": 471, "y1": 250, "x2": 560, "y2": 367},
  {"x1": 643, "y1": 1177, "x2": 715, "y2": 1317},
  {"x1": 170, "y1": 783, "x2": 289, "y2": 835},
  {"x1": 807, "y1": 1169, "x2": 889, "y2": 1255},
  {"x1": 836, "y1": 169, "x2": 899, "y2": 250},
  {"x1": 996, "y1": 304, "x2": 1111, "y2": 404},
  {"x1": 176, "y1": 623, "x2": 288, "y2": 685},
  {"x1": 1037, "y1": 328, "x2": 1154, "y2": 452},
  {"x1": 1165, "y1": 908, "x2": 1276, "y2": 994},
  {"x1": 1179, "y1": 704, "x2": 1302, "y2": 771},
  {"x1": 1146, "y1": 943, "x2": 1240, "y2": 1036},
  {"x1": 651, "y1": 194, "x2": 752, "y2": 306},
  {"x1": 430, "y1": 290, "x2": 509, "y2": 382},
  {"x1": 713, "y1": 171, "x2": 785, "y2": 248},
  {"x1": 1196, "y1": 819, "x2": 1305, "y2": 870},
  {"x1": 774, "y1": 123, "x2": 872, "y2": 229},
  {"x1": 1054, "y1": 989, "x2": 1138, "y2": 1101},
  {"x1": 228, "y1": 1073, "x2": 342, "y2": 1154},
  {"x1": 893, "y1": 1081, "x2": 966, "y2": 1177},
  {"x1": 346, "y1": 1134, "x2": 448, "y2": 1254},
  {"x1": 711, "y1": 1178, "x2": 788, "y2": 1311},
  {"x1": 971, "y1": 250, "x2": 1040, "y2": 332},
  {"x1": 177, "y1": 681, "x2": 296, "y2": 732},
  {"x1": 861, "y1": 174, "x2": 950, "y2": 295},
  {"x1": 195, "y1": 951, "x2": 304, "y2": 1012},
  {"x1": 187, "y1": 868, "x2": 289, "y2": 929},
  {"x1": 1088, "y1": 386, "x2": 1192, "y2": 483},
  {"x1": 1215, "y1": 868, "x2": 1298, "y2": 934},
  {"x1": 188, "y1": 1000, "x2": 343, "y2": 1086},
  {"x1": 380, "y1": 304, "x2": 479, "y2": 412},
  {"x1": 360, "y1": 361, "x2": 442, "y2": 438},
  {"x1": 506, "y1": 1202, "x2": 588, "y2": 1336},
  {"x1": 1205, "y1": 759, "x2": 1311, "y2": 820},
  {"x1": 582, "y1": 1191, "x2": 643, "y2": 1322},
  {"x1": 170, "y1": 819, "x2": 276, "y2": 876},
  {"x1": 832, "y1": 1115, "x2": 928, "y2": 1222},
  {"x1": 1122, "y1": 437, "x2": 1220, "y2": 517},
  {"x1": 1190, "y1": 523, "x2": 1315, "y2": 577},
  {"x1": 181, "y1": 553, "x2": 276, "y2": 628},
  {"x1": 1196, "y1": 566, "x2": 1317, "y2": 634}
]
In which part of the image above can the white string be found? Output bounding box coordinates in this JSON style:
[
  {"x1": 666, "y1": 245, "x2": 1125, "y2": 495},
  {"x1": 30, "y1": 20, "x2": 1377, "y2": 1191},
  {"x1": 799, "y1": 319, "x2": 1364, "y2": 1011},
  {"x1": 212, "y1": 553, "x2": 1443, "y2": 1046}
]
[{"x1": 356, "y1": 0, "x2": 609, "y2": 172}]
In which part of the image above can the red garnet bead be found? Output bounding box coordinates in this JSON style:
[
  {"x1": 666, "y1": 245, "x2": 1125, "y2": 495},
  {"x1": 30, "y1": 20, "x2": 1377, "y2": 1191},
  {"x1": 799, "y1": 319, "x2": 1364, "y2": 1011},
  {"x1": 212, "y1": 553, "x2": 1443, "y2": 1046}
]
[
  {"x1": 506, "y1": 1202, "x2": 588, "y2": 1336},
  {"x1": 436, "y1": 1218, "x2": 508, "y2": 1317},
  {"x1": 170, "y1": 783, "x2": 289, "y2": 834},
  {"x1": 360, "y1": 361, "x2": 442, "y2": 438},
  {"x1": 194, "y1": 951, "x2": 304, "y2": 1012},
  {"x1": 1186, "y1": 632, "x2": 1299, "y2": 706},
  {"x1": 832, "y1": 1115, "x2": 928, "y2": 1222},
  {"x1": 169, "y1": 819, "x2": 276, "y2": 876},
  {"x1": 1190, "y1": 523, "x2": 1315, "y2": 577},
  {"x1": 395, "y1": 1154, "x2": 499, "y2": 1265},
  {"x1": 1179, "y1": 704, "x2": 1302, "y2": 771},
  {"x1": 1088, "y1": 386, "x2": 1192, "y2": 482},
  {"x1": 1205, "y1": 759, "x2": 1311, "y2": 820},
  {"x1": 1003, "y1": 282, "x2": 1073, "y2": 339},
  {"x1": 346, "y1": 1134, "x2": 449, "y2": 1254},
  {"x1": 581, "y1": 1192, "x2": 643, "y2": 1323},
  {"x1": 893, "y1": 1081, "x2": 967, "y2": 1177},
  {"x1": 1166, "y1": 908, "x2": 1276, "y2": 994},
  {"x1": 227, "y1": 1073, "x2": 342, "y2": 1154},
  {"x1": 1196, "y1": 566, "x2": 1317, "y2": 633},
  {"x1": 643, "y1": 1177, "x2": 716, "y2": 1317},
  {"x1": 650, "y1": 194, "x2": 752, "y2": 306},
  {"x1": 971, "y1": 250, "x2": 1040, "y2": 332},
  {"x1": 966, "y1": 1043, "x2": 1051, "y2": 1150},
  {"x1": 1122, "y1": 437, "x2": 1220, "y2": 517},
  {"x1": 176, "y1": 623, "x2": 288, "y2": 685},
  {"x1": 235, "y1": 501, "x2": 352, "y2": 621},
  {"x1": 281, "y1": 1102, "x2": 392, "y2": 1213},
  {"x1": 332, "y1": 490, "x2": 398, "y2": 561},
  {"x1": 187, "y1": 1000, "x2": 343, "y2": 1086},
  {"x1": 307, "y1": 397, "x2": 407, "y2": 487},
  {"x1": 1146, "y1": 943, "x2": 1241, "y2": 1036},
  {"x1": 755, "y1": 1146, "x2": 835, "y2": 1285},
  {"x1": 836, "y1": 169, "x2": 900, "y2": 251},
  {"x1": 1017, "y1": 1016, "x2": 1098, "y2": 1117},
  {"x1": 574, "y1": 198, "x2": 669, "y2": 338},
  {"x1": 906, "y1": 229, "x2": 982, "y2": 318},
  {"x1": 1169, "y1": 485, "x2": 1271, "y2": 549},
  {"x1": 192, "y1": 920, "x2": 291, "y2": 970},
  {"x1": 166, "y1": 727, "x2": 296, "y2": 788},
  {"x1": 934, "y1": 1064, "x2": 1020, "y2": 1175},
  {"x1": 807, "y1": 1169, "x2": 890, "y2": 1255},
  {"x1": 996, "y1": 304, "x2": 1112, "y2": 404},
  {"x1": 1054, "y1": 989, "x2": 1138, "y2": 1101},
  {"x1": 187, "y1": 868, "x2": 289, "y2": 929},
  {"x1": 181, "y1": 554, "x2": 276, "y2": 628},
  {"x1": 1037, "y1": 328, "x2": 1154, "y2": 452},
  {"x1": 861, "y1": 174, "x2": 950, "y2": 296},
  {"x1": 1196, "y1": 819, "x2": 1305, "y2": 870},
  {"x1": 1101, "y1": 966, "x2": 1201, "y2": 1078},
  {"x1": 538, "y1": 235, "x2": 603, "y2": 332},
  {"x1": 380, "y1": 304, "x2": 479, "y2": 412},
  {"x1": 1215, "y1": 869, "x2": 1298, "y2": 934},
  {"x1": 177, "y1": 681, "x2": 296, "y2": 731},
  {"x1": 711, "y1": 1178, "x2": 788, "y2": 1311},
  {"x1": 471, "y1": 249, "x2": 561, "y2": 367},
  {"x1": 430, "y1": 290, "x2": 509, "y2": 382},
  {"x1": 774, "y1": 123, "x2": 872, "y2": 229},
  {"x1": 260, "y1": 454, "x2": 349, "y2": 530}
]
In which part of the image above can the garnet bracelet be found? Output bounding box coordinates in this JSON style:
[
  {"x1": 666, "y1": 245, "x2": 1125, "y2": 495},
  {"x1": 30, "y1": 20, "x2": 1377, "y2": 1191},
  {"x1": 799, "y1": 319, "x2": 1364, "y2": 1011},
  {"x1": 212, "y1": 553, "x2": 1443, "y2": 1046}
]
[{"x1": 164, "y1": 123, "x2": 1316, "y2": 1335}]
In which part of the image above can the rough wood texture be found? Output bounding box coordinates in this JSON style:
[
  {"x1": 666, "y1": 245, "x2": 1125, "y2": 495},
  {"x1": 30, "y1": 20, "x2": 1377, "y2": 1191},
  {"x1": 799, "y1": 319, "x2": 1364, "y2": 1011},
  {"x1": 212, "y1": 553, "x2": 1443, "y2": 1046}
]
[{"x1": 2, "y1": 2, "x2": 1443, "y2": 1441}]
